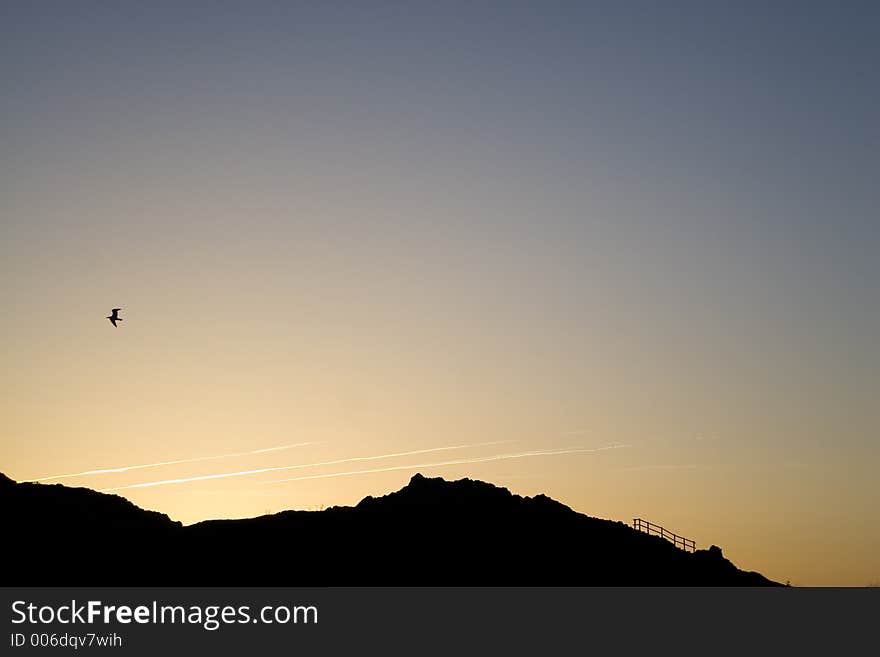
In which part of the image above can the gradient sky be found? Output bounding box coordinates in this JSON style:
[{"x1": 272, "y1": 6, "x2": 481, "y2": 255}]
[{"x1": 2, "y1": 2, "x2": 877, "y2": 586}]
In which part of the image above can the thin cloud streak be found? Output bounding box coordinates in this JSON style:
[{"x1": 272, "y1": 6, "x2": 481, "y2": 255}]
[
  {"x1": 25, "y1": 442, "x2": 317, "y2": 482},
  {"x1": 98, "y1": 442, "x2": 510, "y2": 492},
  {"x1": 266, "y1": 444, "x2": 629, "y2": 484}
]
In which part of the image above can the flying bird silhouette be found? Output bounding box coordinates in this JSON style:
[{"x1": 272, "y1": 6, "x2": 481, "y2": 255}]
[{"x1": 106, "y1": 308, "x2": 122, "y2": 327}]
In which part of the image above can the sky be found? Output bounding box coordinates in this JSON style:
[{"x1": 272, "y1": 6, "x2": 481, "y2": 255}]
[{"x1": 1, "y1": 1, "x2": 877, "y2": 586}]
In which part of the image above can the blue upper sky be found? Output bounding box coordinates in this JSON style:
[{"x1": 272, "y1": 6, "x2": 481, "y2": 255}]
[{"x1": 1, "y1": 1, "x2": 878, "y2": 585}]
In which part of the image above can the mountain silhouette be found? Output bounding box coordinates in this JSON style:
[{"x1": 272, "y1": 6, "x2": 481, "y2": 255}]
[{"x1": 0, "y1": 471, "x2": 779, "y2": 585}]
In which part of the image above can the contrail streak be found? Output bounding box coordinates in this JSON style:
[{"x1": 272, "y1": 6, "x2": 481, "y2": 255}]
[
  {"x1": 264, "y1": 444, "x2": 629, "y2": 485},
  {"x1": 98, "y1": 442, "x2": 510, "y2": 492},
  {"x1": 26, "y1": 442, "x2": 316, "y2": 482}
]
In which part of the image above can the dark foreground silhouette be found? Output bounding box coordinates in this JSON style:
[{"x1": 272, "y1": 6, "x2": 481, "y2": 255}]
[{"x1": 0, "y1": 471, "x2": 779, "y2": 585}]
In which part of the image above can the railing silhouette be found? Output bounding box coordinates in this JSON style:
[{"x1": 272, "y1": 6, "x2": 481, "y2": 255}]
[{"x1": 633, "y1": 518, "x2": 696, "y2": 552}]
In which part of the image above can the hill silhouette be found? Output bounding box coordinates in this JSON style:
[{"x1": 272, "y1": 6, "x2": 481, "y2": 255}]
[{"x1": 0, "y1": 471, "x2": 779, "y2": 585}]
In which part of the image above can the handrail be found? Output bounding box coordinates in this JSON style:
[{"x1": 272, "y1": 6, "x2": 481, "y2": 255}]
[{"x1": 632, "y1": 518, "x2": 696, "y2": 552}]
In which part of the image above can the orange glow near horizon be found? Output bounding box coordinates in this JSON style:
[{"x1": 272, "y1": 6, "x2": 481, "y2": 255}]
[{"x1": 3, "y1": 3, "x2": 878, "y2": 588}]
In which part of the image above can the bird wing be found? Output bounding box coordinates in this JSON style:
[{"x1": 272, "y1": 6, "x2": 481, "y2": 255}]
[{"x1": 108, "y1": 317, "x2": 118, "y2": 327}]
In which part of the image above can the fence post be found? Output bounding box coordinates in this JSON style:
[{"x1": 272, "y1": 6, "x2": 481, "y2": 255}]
[{"x1": 633, "y1": 518, "x2": 695, "y2": 552}]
